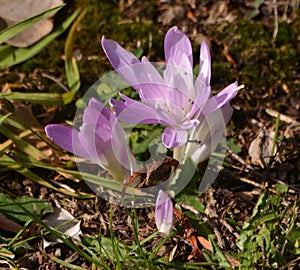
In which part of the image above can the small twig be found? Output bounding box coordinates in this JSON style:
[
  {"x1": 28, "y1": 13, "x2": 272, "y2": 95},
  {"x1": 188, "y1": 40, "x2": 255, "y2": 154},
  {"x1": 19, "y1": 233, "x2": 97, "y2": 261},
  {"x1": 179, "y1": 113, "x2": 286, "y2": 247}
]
[
  {"x1": 226, "y1": 146, "x2": 254, "y2": 171},
  {"x1": 239, "y1": 177, "x2": 281, "y2": 195},
  {"x1": 266, "y1": 108, "x2": 300, "y2": 126},
  {"x1": 273, "y1": 0, "x2": 279, "y2": 39},
  {"x1": 42, "y1": 72, "x2": 70, "y2": 92}
]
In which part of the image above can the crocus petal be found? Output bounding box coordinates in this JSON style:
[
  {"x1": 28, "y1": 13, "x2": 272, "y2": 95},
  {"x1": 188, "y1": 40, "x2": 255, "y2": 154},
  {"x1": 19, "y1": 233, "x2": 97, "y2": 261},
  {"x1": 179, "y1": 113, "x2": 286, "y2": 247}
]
[
  {"x1": 102, "y1": 37, "x2": 167, "y2": 100},
  {"x1": 164, "y1": 26, "x2": 193, "y2": 74},
  {"x1": 101, "y1": 37, "x2": 139, "y2": 70},
  {"x1": 155, "y1": 190, "x2": 174, "y2": 234},
  {"x1": 110, "y1": 95, "x2": 171, "y2": 126},
  {"x1": 188, "y1": 83, "x2": 211, "y2": 119},
  {"x1": 164, "y1": 64, "x2": 194, "y2": 104},
  {"x1": 79, "y1": 123, "x2": 128, "y2": 181},
  {"x1": 83, "y1": 98, "x2": 114, "y2": 126},
  {"x1": 185, "y1": 104, "x2": 233, "y2": 165},
  {"x1": 202, "y1": 81, "x2": 238, "y2": 115},
  {"x1": 82, "y1": 98, "x2": 137, "y2": 180},
  {"x1": 45, "y1": 125, "x2": 89, "y2": 159},
  {"x1": 198, "y1": 40, "x2": 211, "y2": 85},
  {"x1": 162, "y1": 127, "x2": 188, "y2": 148}
]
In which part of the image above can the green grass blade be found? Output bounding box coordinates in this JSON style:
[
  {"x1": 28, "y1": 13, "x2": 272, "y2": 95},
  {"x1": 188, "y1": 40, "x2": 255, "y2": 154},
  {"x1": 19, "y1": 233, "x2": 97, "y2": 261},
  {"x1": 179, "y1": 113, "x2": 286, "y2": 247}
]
[
  {"x1": 0, "y1": 113, "x2": 12, "y2": 125},
  {"x1": 0, "y1": 5, "x2": 64, "y2": 44},
  {"x1": 0, "y1": 92, "x2": 65, "y2": 106},
  {"x1": 0, "y1": 126, "x2": 48, "y2": 160},
  {"x1": 109, "y1": 204, "x2": 121, "y2": 268},
  {"x1": 64, "y1": 9, "x2": 87, "y2": 97},
  {"x1": 0, "y1": 9, "x2": 80, "y2": 70},
  {"x1": 45, "y1": 256, "x2": 87, "y2": 270},
  {"x1": 0, "y1": 154, "x2": 93, "y2": 199}
]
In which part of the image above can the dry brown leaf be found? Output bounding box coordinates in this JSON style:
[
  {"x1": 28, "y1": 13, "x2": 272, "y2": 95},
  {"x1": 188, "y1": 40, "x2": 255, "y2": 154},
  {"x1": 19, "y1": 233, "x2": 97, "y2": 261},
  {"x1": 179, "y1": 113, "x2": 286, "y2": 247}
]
[
  {"x1": 0, "y1": 0, "x2": 63, "y2": 47},
  {"x1": 249, "y1": 128, "x2": 277, "y2": 168},
  {"x1": 42, "y1": 207, "x2": 82, "y2": 248},
  {"x1": 0, "y1": 212, "x2": 22, "y2": 233},
  {"x1": 197, "y1": 235, "x2": 211, "y2": 251},
  {"x1": 159, "y1": 5, "x2": 185, "y2": 25}
]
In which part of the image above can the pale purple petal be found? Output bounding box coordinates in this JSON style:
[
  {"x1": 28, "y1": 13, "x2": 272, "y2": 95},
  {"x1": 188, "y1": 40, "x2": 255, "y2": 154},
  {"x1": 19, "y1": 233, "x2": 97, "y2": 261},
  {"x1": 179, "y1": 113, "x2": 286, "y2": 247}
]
[
  {"x1": 110, "y1": 96, "x2": 172, "y2": 126},
  {"x1": 79, "y1": 123, "x2": 110, "y2": 164},
  {"x1": 188, "y1": 83, "x2": 211, "y2": 119},
  {"x1": 162, "y1": 127, "x2": 188, "y2": 148},
  {"x1": 125, "y1": 61, "x2": 166, "y2": 99},
  {"x1": 101, "y1": 37, "x2": 139, "y2": 70},
  {"x1": 202, "y1": 81, "x2": 238, "y2": 115},
  {"x1": 46, "y1": 98, "x2": 137, "y2": 181},
  {"x1": 155, "y1": 190, "x2": 174, "y2": 234},
  {"x1": 198, "y1": 40, "x2": 211, "y2": 85},
  {"x1": 83, "y1": 98, "x2": 115, "y2": 126},
  {"x1": 45, "y1": 125, "x2": 89, "y2": 159},
  {"x1": 163, "y1": 65, "x2": 194, "y2": 104},
  {"x1": 102, "y1": 37, "x2": 168, "y2": 100},
  {"x1": 164, "y1": 26, "x2": 193, "y2": 73}
]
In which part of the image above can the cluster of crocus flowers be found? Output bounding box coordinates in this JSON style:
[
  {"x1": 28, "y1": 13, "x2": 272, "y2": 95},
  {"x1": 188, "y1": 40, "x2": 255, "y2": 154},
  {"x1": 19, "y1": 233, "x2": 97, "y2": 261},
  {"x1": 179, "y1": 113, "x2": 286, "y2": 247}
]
[{"x1": 45, "y1": 26, "x2": 239, "y2": 235}]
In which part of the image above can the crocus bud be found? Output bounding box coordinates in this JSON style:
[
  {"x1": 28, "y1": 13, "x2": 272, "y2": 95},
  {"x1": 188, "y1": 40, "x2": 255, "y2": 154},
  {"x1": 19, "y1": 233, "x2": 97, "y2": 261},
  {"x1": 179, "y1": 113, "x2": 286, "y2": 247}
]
[{"x1": 155, "y1": 190, "x2": 174, "y2": 234}]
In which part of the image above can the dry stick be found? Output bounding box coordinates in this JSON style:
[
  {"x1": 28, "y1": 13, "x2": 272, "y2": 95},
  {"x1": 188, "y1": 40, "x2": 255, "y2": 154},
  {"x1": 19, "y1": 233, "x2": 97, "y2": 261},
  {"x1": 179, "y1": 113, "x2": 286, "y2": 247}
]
[
  {"x1": 226, "y1": 146, "x2": 254, "y2": 171},
  {"x1": 225, "y1": 165, "x2": 300, "y2": 197},
  {"x1": 239, "y1": 177, "x2": 281, "y2": 196},
  {"x1": 266, "y1": 108, "x2": 300, "y2": 126},
  {"x1": 273, "y1": 0, "x2": 279, "y2": 39}
]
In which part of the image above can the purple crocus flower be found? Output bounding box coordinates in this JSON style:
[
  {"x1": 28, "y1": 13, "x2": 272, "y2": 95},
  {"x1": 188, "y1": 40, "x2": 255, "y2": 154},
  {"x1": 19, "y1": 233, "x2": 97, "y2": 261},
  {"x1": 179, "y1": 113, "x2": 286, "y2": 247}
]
[
  {"x1": 45, "y1": 98, "x2": 136, "y2": 182},
  {"x1": 102, "y1": 26, "x2": 238, "y2": 149},
  {"x1": 155, "y1": 190, "x2": 174, "y2": 234}
]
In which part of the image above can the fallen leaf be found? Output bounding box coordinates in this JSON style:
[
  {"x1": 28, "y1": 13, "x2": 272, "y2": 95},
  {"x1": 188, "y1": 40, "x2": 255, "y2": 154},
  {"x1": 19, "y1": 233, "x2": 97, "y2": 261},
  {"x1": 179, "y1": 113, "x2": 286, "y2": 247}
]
[
  {"x1": 42, "y1": 207, "x2": 82, "y2": 248},
  {"x1": 248, "y1": 128, "x2": 277, "y2": 168},
  {"x1": 0, "y1": 212, "x2": 22, "y2": 233},
  {"x1": 159, "y1": 5, "x2": 185, "y2": 25},
  {"x1": 0, "y1": 0, "x2": 64, "y2": 47},
  {"x1": 187, "y1": 10, "x2": 197, "y2": 22},
  {"x1": 197, "y1": 235, "x2": 211, "y2": 251}
]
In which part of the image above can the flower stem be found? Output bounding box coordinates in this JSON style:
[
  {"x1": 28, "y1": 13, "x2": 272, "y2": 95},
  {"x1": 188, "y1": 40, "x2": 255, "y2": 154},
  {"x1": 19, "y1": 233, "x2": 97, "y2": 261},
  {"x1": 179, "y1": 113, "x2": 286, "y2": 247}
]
[{"x1": 173, "y1": 146, "x2": 184, "y2": 162}]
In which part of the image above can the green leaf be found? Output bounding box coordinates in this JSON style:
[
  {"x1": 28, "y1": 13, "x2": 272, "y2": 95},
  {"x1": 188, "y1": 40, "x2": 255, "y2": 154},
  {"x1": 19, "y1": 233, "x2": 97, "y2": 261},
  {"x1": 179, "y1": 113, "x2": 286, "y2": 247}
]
[
  {"x1": 227, "y1": 137, "x2": 241, "y2": 154},
  {"x1": 131, "y1": 129, "x2": 162, "y2": 155},
  {"x1": 132, "y1": 47, "x2": 144, "y2": 59},
  {"x1": 176, "y1": 194, "x2": 205, "y2": 213},
  {"x1": 0, "y1": 154, "x2": 93, "y2": 199},
  {"x1": 275, "y1": 183, "x2": 289, "y2": 194},
  {"x1": 47, "y1": 256, "x2": 86, "y2": 270},
  {"x1": 0, "y1": 5, "x2": 64, "y2": 44},
  {"x1": 185, "y1": 211, "x2": 213, "y2": 236},
  {"x1": 259, "y1": 224, "x2": 271, "y2": 253},
  {"x1": 0, "y1": 9, "x2": 79, "y2": 70},
  {"x1": 0, "y1": 193, "x2": 53, "y2": 223},
  {"x1": 0, "y1": 246, "x2": 14, "y2": 259}
]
